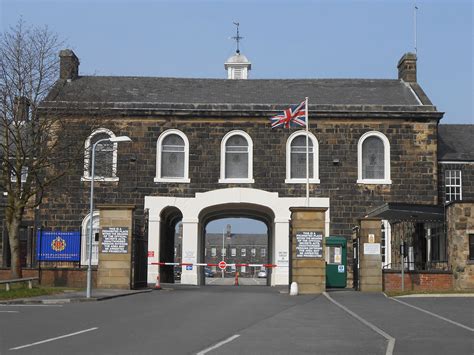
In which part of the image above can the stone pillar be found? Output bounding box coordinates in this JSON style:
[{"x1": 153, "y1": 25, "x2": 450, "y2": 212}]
[
  {"x1": 97, "y1": 205, "x2": 135, "y2": 289},
  {"x1": 181, "y1": 219, "x2": 199, "y2": 285},
  {"x1": 147, "y1": 211, "x2": 160, "y2": 285},
  {"x1": 272, "y1": 219, "x2": 290, "y2": 285},
  {"x1": 290, "y1": 207, "x2": 327, "y2": 294},
  {"x1": 359, "y1": 218, "x2": 382, "y2": 292}
]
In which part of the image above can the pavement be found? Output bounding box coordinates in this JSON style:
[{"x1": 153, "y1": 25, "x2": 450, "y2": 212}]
[{"x1": 0, "y1": 288, "x2": 152, "y2": 305}]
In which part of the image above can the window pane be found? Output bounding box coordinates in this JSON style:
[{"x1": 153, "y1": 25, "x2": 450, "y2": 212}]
[
  {"x1": 162, "y1": 151, "x2": 185, "y2": 177},
  {"x1": 362, "y1": 136, "x2": 384, "y2": 179},
  {"x1": 161, "y1": 134, "x2": 185, "y2": 178},
  {"x1": 291, "y1": 136, "x2": 314, "y2": 179},
  {"x1": 90, "y1": 133, "x2": 114, "y2": 177},
  {"x1": 162, "y1": 134, "x2": 184, "y2": 149},
  {"x1": 225, "y1": 135, "x2": 249, "y2": 178},
  {"x1": 445, "y1": 170, "x2": 462, "y2": 202}
]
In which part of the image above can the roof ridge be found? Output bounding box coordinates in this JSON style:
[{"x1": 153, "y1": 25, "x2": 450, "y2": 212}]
[{"x1": 76, "y1": 75, "x2": 402, "y2": 82}]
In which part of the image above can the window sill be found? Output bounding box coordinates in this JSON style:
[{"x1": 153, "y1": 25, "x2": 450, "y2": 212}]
[
  {"x1": 285, "y1": 178, "x2": 320, "y2": 184},
  {"x1": 357, "y1": 179, "x2": 392, "y2": 185},
  {"x1": 218, "y1": 178, "x2": 255, "y2": 184},
  {"x1": 154, "y1": 177, "x2": 191, "y2": 183},
  {"x1": 81, "y1": 176, "x2": 119, "y2": 182}
]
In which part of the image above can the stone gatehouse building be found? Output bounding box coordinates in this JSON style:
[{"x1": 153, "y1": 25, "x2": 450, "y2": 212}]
[{"x1": 1, "y1": 48, "x2": 472, "y2": 290}]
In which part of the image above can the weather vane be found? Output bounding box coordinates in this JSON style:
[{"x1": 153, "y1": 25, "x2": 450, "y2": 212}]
[{"x1": 232, "y1": 22, "x2": 243, "y2": 54}]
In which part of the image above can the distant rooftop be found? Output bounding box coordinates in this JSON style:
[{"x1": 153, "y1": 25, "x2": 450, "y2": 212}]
[{"x1": 438, "y1": 124, "x2": 474, "y2": 161}]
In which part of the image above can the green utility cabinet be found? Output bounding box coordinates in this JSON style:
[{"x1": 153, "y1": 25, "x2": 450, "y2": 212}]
[{"x1": 325, "y1": 236, "x2": 347, "y2": 288}]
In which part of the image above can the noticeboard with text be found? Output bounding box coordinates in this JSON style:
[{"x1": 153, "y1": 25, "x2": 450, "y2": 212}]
[
  {"x1": 101, "y1": 227, "x2": 129, "y2": 254},
  {"x1": 296, "y1": 231, "x2": 323, "y2": 258},
  {"x1": 36, "y1": 231, "x2": 81, "y2": 261}
]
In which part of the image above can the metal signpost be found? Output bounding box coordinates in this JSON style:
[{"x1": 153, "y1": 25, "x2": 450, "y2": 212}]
[{"x1": 86, "y1": 136, "x2": 131, "y2": 299}]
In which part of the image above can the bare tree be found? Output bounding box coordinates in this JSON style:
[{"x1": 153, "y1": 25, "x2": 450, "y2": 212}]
[{"x1": 0, "y1": 20, "x2": 92, "y2": 278}]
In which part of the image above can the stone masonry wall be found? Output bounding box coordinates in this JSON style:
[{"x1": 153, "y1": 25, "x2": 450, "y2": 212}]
[
  {"x1": 446, "y1": 202, "x2": 474, "y2": 290},
  {"x1": 38, "y1": 114, "x2": 439, "y2": 284}
]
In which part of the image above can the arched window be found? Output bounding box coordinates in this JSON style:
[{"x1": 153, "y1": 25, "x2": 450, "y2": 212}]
[
  {"x1": 219, "y1": 130, "x2": 254, "y2": 183},
  {"x1": 285, "y1": 131, "x2": 320, "y2": 183},
  {"x1": 81, "y1": 211, "x2": 100, "y2": 266},
  {"x1": 155, "y1": 129, "x2": 190, "y2": 183},
  {"x1": 82, "y1": 128, "x2": 119, "y2": 181},
  {"x1": 357, "y1": 131, "x2": 391, "y2": 184}
]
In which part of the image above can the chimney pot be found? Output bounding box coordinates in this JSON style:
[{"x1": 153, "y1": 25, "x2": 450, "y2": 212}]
[
  {"x1": 59, "y1": 49, "x2": 80, "y2": 80},
  {"x1": 397, "y1": 52, "x2": 417, "y2": 82},
  {"x1": 14, "y1": 96, "x2": 30, "y2": 121}
]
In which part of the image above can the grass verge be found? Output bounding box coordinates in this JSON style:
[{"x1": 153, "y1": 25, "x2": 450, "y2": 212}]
[{"x1": 0, "y1": 285, "x2": 72, "y2": 300}]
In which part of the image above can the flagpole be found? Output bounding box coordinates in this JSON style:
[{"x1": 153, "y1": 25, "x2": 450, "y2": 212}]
[{"x1": 305, "y1": 97, "x2": 309, "y2": 207}]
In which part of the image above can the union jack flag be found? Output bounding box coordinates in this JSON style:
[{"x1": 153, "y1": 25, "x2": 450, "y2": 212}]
[{"x1": 270, "y1": 100, "x2": 307, "y2": 129}]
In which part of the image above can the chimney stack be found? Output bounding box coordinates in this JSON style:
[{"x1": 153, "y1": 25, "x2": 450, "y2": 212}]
[
  {"x1": 59, "y1": 49, "x2": 80, "y2": 80},
  {"x1": 397, "y1": 52, "x2": 417, "y2": 82},
  {"x1": 14, "y1": 96, "x2": 30, "y2": 121}
]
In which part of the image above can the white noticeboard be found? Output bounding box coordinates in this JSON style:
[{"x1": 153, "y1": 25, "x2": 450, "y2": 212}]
[{"x1": 363, "y1": 243, "x2": 381, "y2": 255}]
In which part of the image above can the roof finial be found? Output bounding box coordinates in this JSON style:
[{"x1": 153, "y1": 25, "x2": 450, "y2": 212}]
[{"x1": 232, "y1": 22, "x2": 243, "y2": 54}]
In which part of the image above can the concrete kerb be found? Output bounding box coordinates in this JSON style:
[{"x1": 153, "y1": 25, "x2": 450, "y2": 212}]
[
  {"x1": 0, "y1": 288, "x2": 152, "y2": 305},
  {"x1": 383, "y1": 292, "x2": 474, "y2": 298}
]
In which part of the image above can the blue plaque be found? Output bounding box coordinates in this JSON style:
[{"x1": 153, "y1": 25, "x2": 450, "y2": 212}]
[{"x1": 37, "y1": 231, "x2": 81, "y2": 261}]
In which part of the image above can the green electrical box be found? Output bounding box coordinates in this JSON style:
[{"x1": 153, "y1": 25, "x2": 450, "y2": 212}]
[{"x1": 325, "y1": 236, "x2": 347, "y2": 288}]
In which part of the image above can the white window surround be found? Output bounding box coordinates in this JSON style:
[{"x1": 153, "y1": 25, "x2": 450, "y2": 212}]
[
  {"x1": 285, "y1": 130, "x2": 320, "y2": 184},
  {"x1": 219, "y1": 130, "x2": 254, "y2": 183},
  {"x1": 82, "y1": 128, "x2": 119, "y2": 182},
  {"x1": 357, "y1": 131, "x2": 392, "y2": 184},
  {"x1": 81, "y1": 211, "x2": 99, "y2": 266},
  {"x1": 154, "y1": 129, "x2": 190, "y2": 183}
]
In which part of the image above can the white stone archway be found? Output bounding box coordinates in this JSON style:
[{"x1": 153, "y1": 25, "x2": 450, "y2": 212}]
[{"x1": 145, "y1": 188, "x2": 330, "y2": 286}]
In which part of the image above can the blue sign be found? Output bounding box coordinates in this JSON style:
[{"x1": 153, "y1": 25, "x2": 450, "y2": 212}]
[
  {"x1": 186, "y1": 265, "x2": 193, "y2": 271},
  {"x1": 37, "y1": 231, "x2": 81, "y2": 261}
]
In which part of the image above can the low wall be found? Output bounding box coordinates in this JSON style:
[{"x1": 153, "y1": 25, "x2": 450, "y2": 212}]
[
  {"x1": 0, "y1": 268, "x2": 97, "y2": 288},
  {"x1": 383, "y1": 270, "x2": 453, "y2": 292}
]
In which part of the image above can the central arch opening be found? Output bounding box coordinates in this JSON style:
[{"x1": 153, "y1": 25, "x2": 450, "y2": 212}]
[
  {"x1": 198, "y1": 203, "x2": 274, "y2": 286},
  {"x1": 204, "y1": 218, "x2": 268, "y2": 285}
]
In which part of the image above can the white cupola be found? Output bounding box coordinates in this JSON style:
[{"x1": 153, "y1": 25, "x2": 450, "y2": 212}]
[
  {"x1": 225, "y1": 51, "x2": 251, "y2": 79},
  {"x1": 225, "y1": 22, "x2": 251, "y2": 79}
]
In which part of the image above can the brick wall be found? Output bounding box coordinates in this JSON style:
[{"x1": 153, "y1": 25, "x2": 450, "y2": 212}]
[
  {"x1": 0, "y1": 268, "x2": 97, "y2": 288},
  {"x1": 383, "y1": 270, "x2": 453, "y2": 292}
]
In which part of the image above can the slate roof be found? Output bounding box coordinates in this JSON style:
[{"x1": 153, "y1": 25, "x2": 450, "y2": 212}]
[
  {"x1": 45, "y1": 76, "x2": 432, "y2": 109},
  {"x1": 438, "y1": 124, "x2": 474, "y2": 161}
]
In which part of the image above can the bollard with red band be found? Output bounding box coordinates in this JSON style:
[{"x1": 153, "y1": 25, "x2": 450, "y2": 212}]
[
  {"x1": 154, "y1": 274, "x2": 162, "y2": 290},
  {"x1": 234, "y1": 272, "x2": 239, "y2": 286}
]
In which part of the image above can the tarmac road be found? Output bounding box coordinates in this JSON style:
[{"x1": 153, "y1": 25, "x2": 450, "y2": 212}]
[{"x1": 0, "y1": 286, "x2": 472, "y2": 355}]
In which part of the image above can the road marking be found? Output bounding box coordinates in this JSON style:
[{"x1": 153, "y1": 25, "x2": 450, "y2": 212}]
[
  {"x1": 10, "y1": 327, "x2": 98, "y2": 350},
  {"x1": 0, "y1": 304, "x2": 63, "y2": 307},
  {"x1": 0, "y1": 311, "x2": 19, "y2": 313},
  {"x1": 391, "y1": 297, "x2": 474, "y2": 332},
  {"x1": 323, "y1": 292, "x2": 395, "y2": 355},
  {"x1": 196, "y1": 334, "x2": 240, "y2": 355}
]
